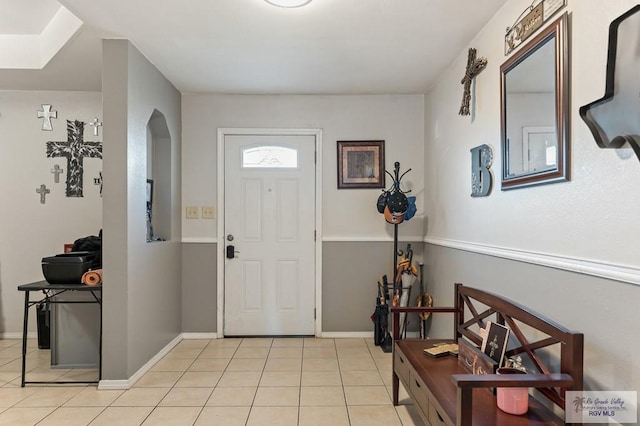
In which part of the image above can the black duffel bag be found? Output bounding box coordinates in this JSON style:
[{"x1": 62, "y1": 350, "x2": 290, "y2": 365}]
[{"x1": 71, "y1": 230, "x2": 102, "y2": 268}]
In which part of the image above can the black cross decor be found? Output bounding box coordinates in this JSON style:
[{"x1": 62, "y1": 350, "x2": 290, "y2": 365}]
[
  {"x1": 46, "y1": 120, "x2": 103, "y2": 197},
  {"x1": 459, "y1": 48, "x2": 487, "y2": 116}
]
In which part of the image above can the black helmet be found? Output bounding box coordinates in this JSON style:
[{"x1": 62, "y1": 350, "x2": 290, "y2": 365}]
[{"x1": 387, "y1": 191, "x2": 408, "y2": 214}]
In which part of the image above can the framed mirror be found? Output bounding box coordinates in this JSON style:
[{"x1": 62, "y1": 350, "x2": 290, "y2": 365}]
[{"x1": 500, "y1": 13, "x2": 569, "y2": 190}]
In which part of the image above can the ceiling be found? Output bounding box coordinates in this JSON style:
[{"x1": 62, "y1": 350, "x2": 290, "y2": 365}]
[{"x1": 0, "y1": 0, "x2": 508, "y2": 94}]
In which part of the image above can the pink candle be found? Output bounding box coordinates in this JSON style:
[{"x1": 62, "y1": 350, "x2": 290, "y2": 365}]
[{"x1": 496, "y1": 367, "x2": 529, "y2": 415}]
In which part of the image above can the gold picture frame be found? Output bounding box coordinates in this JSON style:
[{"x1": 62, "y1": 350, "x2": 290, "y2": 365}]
[{"x1": 337, "y1": 140, "x2": 385, "y2": 189}]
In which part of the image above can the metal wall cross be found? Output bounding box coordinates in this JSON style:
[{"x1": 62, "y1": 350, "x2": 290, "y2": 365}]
[
  {"x1": 50, "y1": 164, "x2": 64, "y2": 183},
  {"x1": 459, "y1": 48, "x2": 487, "y2": 116},
  {"x1": 46, "y1": 120, "x2": 103, "y2": 197},
  {"x1": 89, "y1": 117, "x2": 103, "y2": 136},
  {"x1": 37, "y1": 104, "x2": 58, "y2": 131},
  {"x1": 36, "y1": 184, "x2": 50, "y2": 204}
]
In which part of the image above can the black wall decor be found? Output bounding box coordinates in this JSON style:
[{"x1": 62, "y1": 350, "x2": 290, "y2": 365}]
[
  {"x1": 579, "y1": 5, "x2": 640, "y2": 161},
  {"x1": 46, "y1": 120, "x2": 103, "y2": 197}
]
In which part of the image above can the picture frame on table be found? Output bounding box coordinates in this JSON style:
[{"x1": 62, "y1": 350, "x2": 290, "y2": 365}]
[
  {"x1": 337, "y1": 140, "x2": 385, "y2": 189},
  {"x1": 480, "y1": 321, "x2": 510, "y2": 367}
]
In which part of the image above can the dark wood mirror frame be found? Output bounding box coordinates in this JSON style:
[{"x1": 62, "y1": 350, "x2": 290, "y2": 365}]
[{"x1": 500, "y1": 13, "x2": 569, "y2": 190}]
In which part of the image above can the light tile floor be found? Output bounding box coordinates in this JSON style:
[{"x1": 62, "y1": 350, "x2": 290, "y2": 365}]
[{"x1": 0, "y1": 337, "x2": 425, "y2": 425}]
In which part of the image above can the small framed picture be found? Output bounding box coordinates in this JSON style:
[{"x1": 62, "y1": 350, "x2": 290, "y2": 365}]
[
  {"x1": 146, "y1": 179, "x2": 154, "y2": 212},
  {"x1": 481, "y1": 321, "x2": 510, "y2": 366},
  {"x1": 337, "y1": 140, "x2": 385, "y2": 189}
]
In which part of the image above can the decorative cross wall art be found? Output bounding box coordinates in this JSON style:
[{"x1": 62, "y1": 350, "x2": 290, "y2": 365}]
[
  {"x1": 50, "y1": 164, "x2": 64, "y2": 183},
  {"x1": 46, "y1": 120, "x2": 103, "y2": 197},
  {"x1": 37, "y1": 104, "x2": 57, "y2": 131},
  {"x1": 36, "y1": 184, "x2": 50, "y2": 204},
  {"x1": 89, "y1": 117, "x2": 102, "y2": 136},
  {"x1": 459, "y1": 48, "x2": 487, "y2": 116}
]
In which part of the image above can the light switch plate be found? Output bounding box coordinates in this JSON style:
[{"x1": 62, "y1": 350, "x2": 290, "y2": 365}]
[
  {"x1": 186, "y1": 206, "x2": 199, "y2": 219},
  {"x1": 202, "y1": 206, "x2": 215, "y2": 219}
]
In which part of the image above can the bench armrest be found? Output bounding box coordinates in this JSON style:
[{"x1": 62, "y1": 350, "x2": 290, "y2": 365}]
[
  {"x1": 452, "y1": 374, "x2": 573, "y2": 426},
  {"x1": 452, "y1": 373, "x2": 573, "y2": 389}
]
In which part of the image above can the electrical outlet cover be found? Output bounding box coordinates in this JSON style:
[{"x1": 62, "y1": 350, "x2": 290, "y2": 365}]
[
  {"x1": 186, "y1": 206, "x2": 199, "y2": 219},
  {"x1": 202, "y1": 206, "x2": 215, "y2": 219}
]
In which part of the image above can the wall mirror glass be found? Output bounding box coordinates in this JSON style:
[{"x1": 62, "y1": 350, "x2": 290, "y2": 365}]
[{"x1": 500, "y1": 13, "x2": 569, "y2": 190}]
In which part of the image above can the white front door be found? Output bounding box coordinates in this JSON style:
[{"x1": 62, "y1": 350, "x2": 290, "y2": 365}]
[{"x1": 223, "y1": 134, "x2": 316, "y2": 336}]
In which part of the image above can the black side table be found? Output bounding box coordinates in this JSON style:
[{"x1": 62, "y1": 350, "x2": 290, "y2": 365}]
[{"x1": 17, "y1": 281, "x2": 102, "y2": 387}]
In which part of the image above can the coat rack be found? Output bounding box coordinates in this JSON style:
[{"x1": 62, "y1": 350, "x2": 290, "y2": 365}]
[
  {"x1": 373, "y1": 161, "x2": 415, "y2": 352},
  {"x1": 384, "y1": 162, "x2": 411, "y2": 270}
]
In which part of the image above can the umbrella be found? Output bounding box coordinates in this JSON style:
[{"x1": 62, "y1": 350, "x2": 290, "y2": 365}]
[
  {"x1": 416, "y1": 263, "x2": 433, "y2": 338},
  {"x1": 392, "y1": 244, "x2": 417, "y2": 337}
]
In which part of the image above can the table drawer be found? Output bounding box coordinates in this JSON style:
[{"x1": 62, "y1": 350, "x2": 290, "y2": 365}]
[
  {"x1": 429, "y1": 402, "x2": 449, "y2": 426},
  {"x1": 408, "y1": 373, "x2": 430, "y2": 420},
  {"x1": 394, "y1": 350, "x2": 410, "y2": 384}
]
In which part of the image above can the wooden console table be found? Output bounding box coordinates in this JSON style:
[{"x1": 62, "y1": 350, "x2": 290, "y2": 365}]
[{"x1": 17, "y1": 280, "x2": 102, "y2": 387}]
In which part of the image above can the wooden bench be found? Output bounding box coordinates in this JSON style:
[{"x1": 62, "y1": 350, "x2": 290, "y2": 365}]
[{"x1": 391, "y1": 283, "x2": 583, "y2": 426}]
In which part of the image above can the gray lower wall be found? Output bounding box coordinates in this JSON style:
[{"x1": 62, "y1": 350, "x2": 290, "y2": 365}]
[
  {"x1": 322, "y1": 241, "x2": 423, "y2": 333},
  {"x1": 179, "y1": 240, "x2": 640, "y2": 391},
  {"x1": 180, "y1": 240, "x2": 424, "y2": 334},
  {"x1": 182, "y1": 243, "x2": 217, "y2": 333},
  {"x1": 422, "y1": 243, "x2": 640, "y2": 393}
]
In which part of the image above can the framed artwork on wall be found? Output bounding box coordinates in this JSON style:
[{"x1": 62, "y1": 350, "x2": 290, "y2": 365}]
[
  {"x1": 337, "y1": 140, "x2": 385, "y2": 189},
  {"x1": 146, "y1": 179, "x2": 154, "y2": 212}
]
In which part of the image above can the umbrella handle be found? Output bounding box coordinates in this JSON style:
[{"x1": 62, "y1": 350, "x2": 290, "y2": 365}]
[{"x1": 405, "y1": 244, "x2": 413, "y2": 273}]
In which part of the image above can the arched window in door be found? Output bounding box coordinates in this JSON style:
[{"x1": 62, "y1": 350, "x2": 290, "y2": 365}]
[{"x1": 242, "y1": 146, "x2": 298, "y2": 168}]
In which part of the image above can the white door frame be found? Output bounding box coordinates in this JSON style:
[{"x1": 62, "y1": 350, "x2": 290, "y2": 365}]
[{"x1": 216, "y1": 128, "x2": 323, "y2": 337}]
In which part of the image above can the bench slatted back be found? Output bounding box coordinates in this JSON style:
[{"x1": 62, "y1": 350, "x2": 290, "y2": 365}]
[{"x1": 454, "y1": 283, "x2": 584, "y2": 409}]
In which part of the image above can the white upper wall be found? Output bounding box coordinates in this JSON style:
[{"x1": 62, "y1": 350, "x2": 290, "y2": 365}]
[
  {"x1": 0, "y1": 90, "x2": 102, "y2": 334},
  {"x1": 181, "y1": 94, "x2": 425, "y2": 241},
  {"x1": 424, "y1": 0, "x2": 640, "y2": 269}
]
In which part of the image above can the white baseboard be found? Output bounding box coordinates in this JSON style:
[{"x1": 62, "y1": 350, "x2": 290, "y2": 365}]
[
  {"x1": 320, "y1": 332, "x2": 374, "y2": 339},
  {"x1": 97, "y1": 379, "x2": 130, "y2": 390},
  {"x1": 98, "y1": 334, "x2": 183, "y2": 390},
  {"x1": 182, "y1": 333, "x2": 217, "y2": 340},
  {"x1": 0, "y1": 332, "x2": 35, "y2": 340}
]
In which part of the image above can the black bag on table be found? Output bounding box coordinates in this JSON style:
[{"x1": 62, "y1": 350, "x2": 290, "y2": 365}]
[{"x1": 71, "y1": 230, "x2": 102, "y2": 268}]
